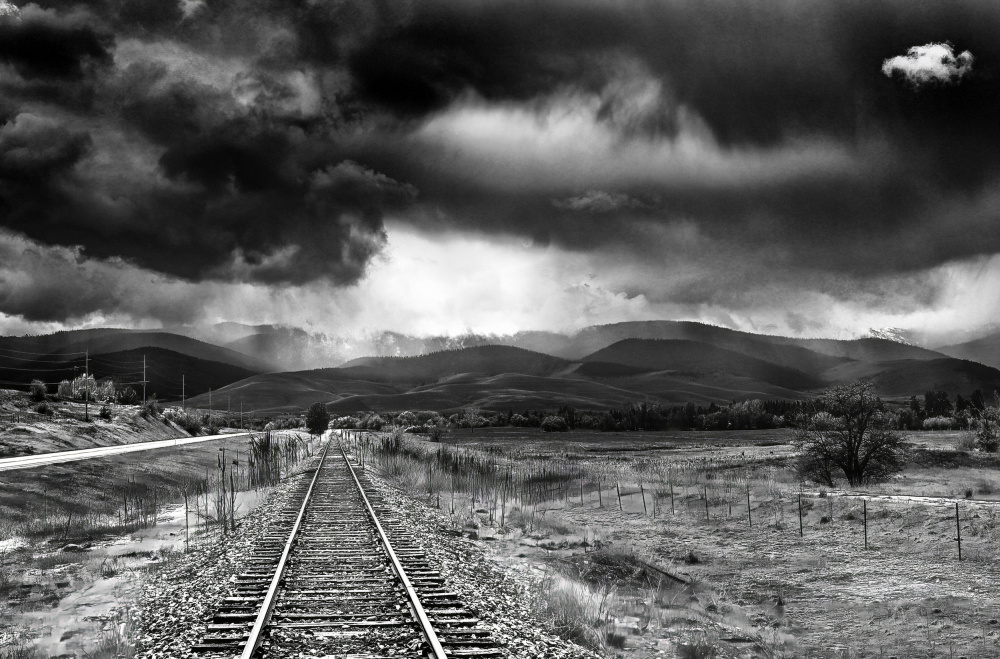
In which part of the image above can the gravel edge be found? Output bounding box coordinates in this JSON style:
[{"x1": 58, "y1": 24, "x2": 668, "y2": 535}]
[{"x1": 364, "y1": 467, "x2": 604, "y2": 659}]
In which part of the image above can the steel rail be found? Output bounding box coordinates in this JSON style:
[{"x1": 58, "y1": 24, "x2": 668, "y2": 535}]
[
  {"x1": 240, "y1": 436, "x2": 333, "y2": 659},
  {"x1": 337, "y1": 436, "x2": 449, "y2": 659}
]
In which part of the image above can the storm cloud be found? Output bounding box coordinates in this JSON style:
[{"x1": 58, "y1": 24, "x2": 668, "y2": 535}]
[{"x1": 1, "y1": 0, "x2": 1000, "y2": 332}]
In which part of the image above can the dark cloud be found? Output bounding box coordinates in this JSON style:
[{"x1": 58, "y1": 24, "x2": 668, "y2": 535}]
[
  {"x1": 0, "y1": 5, "x2": 111, "y2": 80},
  {"x1": 3, "y1": 0, "x2": 1000, "y2": 325},
  {"x1": 0, "y1": 113, "x2": 90, "y2": 179}
]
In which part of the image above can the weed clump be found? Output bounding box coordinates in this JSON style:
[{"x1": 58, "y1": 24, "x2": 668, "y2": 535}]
[
  {"x1": 532, "y1": 576, "x2": 609, "y2": 652},
  {"x1": 679, "y1": 641, "x2": 716, "y2": 658},
  {"x1": 163, "y1": 408, "x2": 202, "y2": 434},
  {"x1": 33, "y1": 401, "x2": 52, "y2": 416},
  {"x1": 140, "y1": 396, "x2": 160, "y2": 419},
  {"x1": 29, "y1": 380, "x2": 47, "y2": 402}
]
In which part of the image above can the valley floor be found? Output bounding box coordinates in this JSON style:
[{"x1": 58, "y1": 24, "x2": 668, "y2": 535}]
[{"x1": 367, "y1": 427, "x2": 1000, "y2": 658}]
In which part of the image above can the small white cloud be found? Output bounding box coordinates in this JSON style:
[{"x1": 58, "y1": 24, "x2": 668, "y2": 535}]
[{"x1": 882, "y1": 42, "x2": 974, "y2": 86}]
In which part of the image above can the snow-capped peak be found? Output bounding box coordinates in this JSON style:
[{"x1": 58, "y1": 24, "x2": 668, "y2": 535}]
[{"x1": 868, "y1": 327, "x2": 911, "y2": 345}]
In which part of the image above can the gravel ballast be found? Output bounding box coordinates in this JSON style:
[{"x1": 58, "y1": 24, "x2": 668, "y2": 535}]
[{"x1": 132, "y1": 451, "x2": 600, "y2": 658}]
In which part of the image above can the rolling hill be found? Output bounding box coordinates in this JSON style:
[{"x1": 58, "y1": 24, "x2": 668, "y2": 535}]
[
  {"x1": 0, "y1": 345, "x2": 261, "y2": 402},
  {"x1": 184, "y1": 346, "x2": 573, "y2": 413},
  {"x1": 336, "y1": 345, "x2": 570, "y2": 383},
  {"x1": 0, "y1": 329, "x2": 271, "y2": 373},
  {"x1": 935, "y1": 332, "x2": 1000, "y2": 371},
  {"x1": 580, "y1": 339, "x2": 825, "y2": 390},
  {"x1": 91, "y1": 347, "x2": 260, "y2": 402},
  {"x1": 9, "y1": 320, "x2": 1000, "y2": 414}
]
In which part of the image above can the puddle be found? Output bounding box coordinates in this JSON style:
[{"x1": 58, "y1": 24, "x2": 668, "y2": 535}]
[
  {"x1": 8, "y1": 487, "x2": 277, "y2": 657},
  {"x1": 24, "y1": 572, "x2": 129, "y2": 657}
]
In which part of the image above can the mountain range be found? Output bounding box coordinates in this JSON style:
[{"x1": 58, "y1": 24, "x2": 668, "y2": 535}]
[{"x1": 5, "y1": 321, "x2": 1000, "y2": 413}]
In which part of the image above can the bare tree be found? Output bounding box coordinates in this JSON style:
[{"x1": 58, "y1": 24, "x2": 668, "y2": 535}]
[{"x1": 797, "y1": 380, "x2": 908, "y2": 487}]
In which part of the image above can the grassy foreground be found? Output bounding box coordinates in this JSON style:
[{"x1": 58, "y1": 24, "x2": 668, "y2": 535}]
[{"x1": 354, "y1": 427, "x2": 1000, "y2": 658}]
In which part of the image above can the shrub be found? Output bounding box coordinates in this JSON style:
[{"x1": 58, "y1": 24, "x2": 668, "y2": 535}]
[
  {"x1": 268, "y1": 417, "x2": 303, "y2": 430},
  {"x1": 98, "y1": 406, "x2": 112, "y2": 420},
  {"x1": 429, "y1": 426, "x2": 443, "y2": 442},
  {"x1": 34, "y1": 401, "x2": 53, "y2": 416},
  {"x1": 116, "y1": 385, "x2": 138, "y2": 405},
  {"x1": 140, "y1": 396, "x2": 161, "y2": 419},
  {"x1": 541, "y1": 416, "x2": 569, "y2": 432},
  {"x1": 93, "y1": 379, "x2": 115, "y2": 403},
  {"x1": 509, "y1": 414, "x2": 530, "y2": 427},
  {"x1": 974, "y1": 407, "x2": 1000, "y2": 452},
  {"x1": 598, "y1": 413, "x2": 618, "y2": 431},
  {"x1": 68, "y1": 374, "x2": 95, "y2": 400},
  {"x1": 163, "y1": 408, "x2": 202, "y2": 434},
  {"x1": 29, "y1": 379, "x2": 47, "y2": 402},
  {"x1": 330, "y1": 416, "x2": 359, "y2": 429},
  {"x1": 57, "y1": 380, "x2": 72, "y2": 398},
  {"x1": 360, "y1": 413, "x2": 386, "y2": 430},
  {"x1": 923, "y1": 416, "x2": 955, "y2": 431},
  {"x1": 957, "y1": 433, "x2": 978, "y2": 452}
]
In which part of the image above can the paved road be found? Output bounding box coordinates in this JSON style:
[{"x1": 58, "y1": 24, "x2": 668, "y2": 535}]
[{"x1": 0, "y1": 432, "x2": 252, "y2": 472}]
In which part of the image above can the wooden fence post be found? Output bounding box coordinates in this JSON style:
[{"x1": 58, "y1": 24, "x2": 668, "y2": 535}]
[
  {"x1": 956, "y1": 502, "x2": 962, "y2": 561},
  {"x1": 863, "y1": 499, "x2": 867, "y2": 550}
]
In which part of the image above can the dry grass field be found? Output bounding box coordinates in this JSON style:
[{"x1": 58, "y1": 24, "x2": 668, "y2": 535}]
[
  {"x1": 358, "y1": 427, "x2": 1000, "y2": 658},
  {"x1": 0, "y1": 387, "x2": 318, "y2": 658}
]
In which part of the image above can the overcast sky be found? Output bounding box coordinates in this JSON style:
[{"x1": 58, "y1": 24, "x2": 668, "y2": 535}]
[{"x1": 1, "y1": 0, "x2": 999, "y2": 341}]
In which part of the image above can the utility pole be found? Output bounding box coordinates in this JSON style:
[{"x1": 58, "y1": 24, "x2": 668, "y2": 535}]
[
  {"x1": 182, "y1": 375, "x2": 185, "y2": 411},
  {"x1": 240, "y1": 400, "x2": 244, "y2": 429},
  {"x1": 142, "y1": 355, "x2": 147, "y2": 404},
  {"x1": 209, "y1": 388, "x2": 213, "y2": 427},
  {"x1": 84, "y1": 350, "x2": 89, "y2": 422}
]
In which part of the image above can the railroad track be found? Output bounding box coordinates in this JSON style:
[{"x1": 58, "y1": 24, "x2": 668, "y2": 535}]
[{"x1": 192, "y1": 435, "x2": 501, "y2": 658}]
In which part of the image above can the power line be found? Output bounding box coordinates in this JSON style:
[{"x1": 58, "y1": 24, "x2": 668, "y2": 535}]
[
  {"x1": 0, "y1": 364, "x2": 85, "y2": 372},
  {"x1": 89, "y1": 356, "x2": 146, "y2": 367},
  {"x1": 144, "y1": 365, "x2": 183, "y2": 379},
  {"x1": 0, "y1": 345, "x2": 87, "y2": 357},
  {"x1": 0, "y1": 379, "x2": 70, "y2": 386},
  {"x1": 0, "y1": 351, "x2": 86, "y2": 363}
]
